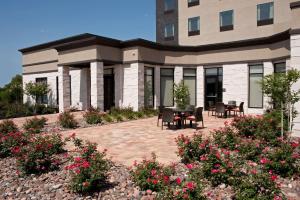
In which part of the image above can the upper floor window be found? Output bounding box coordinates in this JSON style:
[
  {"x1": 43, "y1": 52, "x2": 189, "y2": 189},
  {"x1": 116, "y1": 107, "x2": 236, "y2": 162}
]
[
  {"x1": 188, "y1": 0, "x2": 199, "y2": 7},
  {"x1": 188, "y1": 17, "x2": 200, "y2": 36},
  {"x1": 164, "y1": 0, "x2": 175, "y2": 12},
  {"x1": 274, "y1": 62, "x2": 286, "y2": 73},
  {"x1": 164, "y1": 23, "x2": 175, "y2": 40},
  {"x1": 220, "y1": 10, "x2": 234, "y2": 32},
  {"x1": 257, "y1": 2, "x2": 274, "y2": 26}
]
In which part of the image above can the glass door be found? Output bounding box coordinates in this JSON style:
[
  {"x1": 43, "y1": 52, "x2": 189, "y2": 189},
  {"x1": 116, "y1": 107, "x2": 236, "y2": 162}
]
[
  {"x1": 204, "y1": 67, "x2": 223, "y2": 109},
  {"x1": 104, "y1": 69, "x2": 115, "y2": 111}
]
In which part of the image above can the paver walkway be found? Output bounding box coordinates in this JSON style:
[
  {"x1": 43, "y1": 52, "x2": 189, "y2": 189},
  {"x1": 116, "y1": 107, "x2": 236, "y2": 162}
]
[{"x1": 62, "y1": 113, "x2": 226, "y2": 166}]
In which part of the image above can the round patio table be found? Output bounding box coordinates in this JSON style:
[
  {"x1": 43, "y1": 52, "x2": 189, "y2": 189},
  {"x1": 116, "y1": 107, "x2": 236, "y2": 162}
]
[
  {"x1": 225, "y1": 104, "x2": 237, "y2": 117},
  {"x1": 172, "y1": 108, "x2": 194, "y2": 129}
]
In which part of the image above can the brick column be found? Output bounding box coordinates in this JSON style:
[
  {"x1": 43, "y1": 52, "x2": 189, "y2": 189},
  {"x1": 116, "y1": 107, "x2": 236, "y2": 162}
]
[
  {"x1": 90, "y1": 62, "x2": 104, "y2": 110},
  {"x1": 58, "y1": 66, "x2": 71, "y2": 112}
]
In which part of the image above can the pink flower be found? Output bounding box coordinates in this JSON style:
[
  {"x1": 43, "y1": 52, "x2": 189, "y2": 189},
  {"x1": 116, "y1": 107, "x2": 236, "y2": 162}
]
[
  {"x1": 146, "y1": 189, "x2": 152, "y2": 194},
  {"x1": 152, "y1": 179, "x2": 158, "y2": 185},
  {"x1": 176, "y1": 177, "x2": 182, "y2": 185},
  {"x1": 291, "y1": 142, "x2": 299, "y2": 148},
  {"x1": 260, "y1": 157, "x2": 269, "y2": 165},
  {"x1": 163, "y1": 176, "x2": 169, "y2": 183},
  {"x1": 186, "y1": 164, "x2": 194, "y2": 169},
  {"x1": 186, "y1": 181, "x2": 196, "y2": 191},
  {"x1": 274, "y1": 195, "x2": 282, "y2": 200},
  {"x1": 150, "y1": 169, "x2": 157, "y2": 176},
  {"x1": 81, "y1": 161, "x2": 90, "y2": 168},
  {"x1": 271, "y1": 175, "x2": 277, "y2": 182},
  {"x1": 211, "y1": 169, "x2": 219, "y2": 174},
  {"x1": 74, "y1": 157, "x2": 82, "y2": 162},
  {"x1": 200, "y1": 155, "x2": 207, "y2": 161},
  {"x1": 250, "y1": 169, "x2": 257, "y2": 174},
  {"x1": 214, "y1": 164, "x2": 221, "y2": 168}
]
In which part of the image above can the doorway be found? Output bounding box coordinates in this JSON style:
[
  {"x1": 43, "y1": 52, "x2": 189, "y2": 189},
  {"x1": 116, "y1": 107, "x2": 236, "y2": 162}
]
[
  {"x1": 204, "y1": 67, "x2": 223, "y2": 109},
  {"x1": 104, "y1": 69, "x2": 115, "y2": 111}
]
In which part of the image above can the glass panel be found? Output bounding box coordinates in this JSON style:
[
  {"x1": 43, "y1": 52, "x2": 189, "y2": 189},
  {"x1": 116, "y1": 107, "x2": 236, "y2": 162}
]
[
  {"x1": 145, "y1": 68, "x2": 153, "y2": 76},
  {"x1": 161, "y1": 76, "x2": 174, "y2": 107},
  {"x1": 220, "y1": 10, "x2": 233, "y2": 27},
  {"x1": 205, "y1": 68, "x2": 218, "y2": 76},
  {"x1": 161, "y1": 68, "x2": 174, "y2": 76},
  {"x1": 35, "y1": 77, "x2": 48, "y2": 104},
  {"x1": 249, "y1": 65, "x2": 263, "y2": 74},
  {"x1": 144, "y1": 70, "x2": 154, "y2": 108},
  {"x1": 104, "y1": 68, "x2": 113, "y2": 75},
  {"x1": 188, "y1": 17, "x2": 200, "y2": 32},
  {"x1": 164, "y1": 0, "x2": 175, "y2": 11},
  {"x1": 183, "y1": 69, "x2": 196, "y2": 77},
  {"x1": 188, "y1": 0, "x2": 198, "y2": 3},
  {"x1": 184, "y1": 77, "x2": 196, "y2": 106},
  {"x1": 164, "y1": 24, "x2": 175, "y2": 38},
  {"x1": 274, "y1": 63, "x2": 286, "y2": 73},
  {"x1": 257, "y1": 2, "x2": 274, "y2": 21},
  {"x1": 249, "y1": 74, "x2": 263, "y2": 108}
]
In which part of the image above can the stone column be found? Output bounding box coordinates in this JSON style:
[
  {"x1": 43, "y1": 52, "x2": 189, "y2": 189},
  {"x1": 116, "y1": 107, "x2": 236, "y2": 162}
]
[
  {"x1": 80, "y1": 68, "x2": 89, "y2": 110},
  {"x1": 174, "y1": 66, "x2": 183, "y2": 84},
  {"x1": 154, "y1": 67, "x2": 160, "y2": 108},
  {"x1": 196, "y1": 66, "x2": 204, "y2": 108},
  {"x1": 90, "y1": 62, "x2": 104, "y2": 110},
  {"x1": 58, "y1": 66, "x2": 71, "y2": 112}
]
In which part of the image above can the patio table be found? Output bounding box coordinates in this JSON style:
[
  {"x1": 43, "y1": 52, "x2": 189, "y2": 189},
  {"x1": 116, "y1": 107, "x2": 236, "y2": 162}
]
[
  {"x1": 172, "y1": 108, "x2": 194, "y2": 129},
  {"x1": 224, "y1": 104, "x2": 237, "y2": 117}
]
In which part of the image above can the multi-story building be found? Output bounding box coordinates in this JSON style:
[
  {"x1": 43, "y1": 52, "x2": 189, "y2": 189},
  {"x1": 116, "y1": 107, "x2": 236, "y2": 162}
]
[{"x1": 20, "y1": 0, "x2": 300, "y2": 136}]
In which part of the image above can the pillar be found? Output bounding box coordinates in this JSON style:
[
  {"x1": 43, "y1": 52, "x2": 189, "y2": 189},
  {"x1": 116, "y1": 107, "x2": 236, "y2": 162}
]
[
  {"x1": 90, "y1": 62, "x2": 104, "y2": 110},
  {"x1": 58, "y1": 66, "x2": 71, "y2": 112}
]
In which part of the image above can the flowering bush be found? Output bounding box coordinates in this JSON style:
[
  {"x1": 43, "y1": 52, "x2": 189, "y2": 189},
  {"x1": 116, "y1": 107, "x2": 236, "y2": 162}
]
[
  {"x1": 0, "y1": 131, "x2": 30, "y2": 158},
  {"x1": 130, "y1": 153, "x2": 175, "y2": 192},
  {"x1": 83, "y1": 108, "x2": 103, "y2": 125},
  {"x1": 0, "y1": 119, "x2": 19, "y2": 135},
  {"x1": 176, "y1": 134, "x2": 210, "y2": 163},
  {"x1": 237, "y1": 139, "x2": 264, "y2": 162},
  {"x1": 66, "y1": 141, "x2": 109, "y2": 193},
  {"x1": 212, "y1": 126, "x2": 239, "y2": 150},
  {"x1": 23, "y1": 117, "x2": 47, "y2": 134},
  {"x1": 231, "y1": 116, "x2": 261, "y2": 137},
  {"x1": 58, "y1": 111, "x2": 78, "y2": 128},
  {"x1": 14, "y1": 133, "x2": 65, "y2": 174}
]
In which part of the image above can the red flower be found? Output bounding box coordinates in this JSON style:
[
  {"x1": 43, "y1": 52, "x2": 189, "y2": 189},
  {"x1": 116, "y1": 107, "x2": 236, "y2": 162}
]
[
  {"x1": 74, "y1": 157, "x2": 82, "y2": 162},
  {"x1": 82, "y1": 181, "x2": 90, "y2": 187},
  {"x1": 250, "y1": 169, "x2": 257, "y2": 174},
  {"x1": 176, "y1": 177, "x2": 182, "y2": 185},
  {"x1": 163, "y1": 176, "x2": 169, "y2": 183},
  {"x1": 271, "y1": 175, "x2": 278, "y2": 182},
  {"x1": 200, "y1": 155, "x2": 207, "y2": 161},
  {"x1": 291, "y1": 142, "x2": 299, "y2": 148},
  {"x1": 211, "y1": 169, "x2": 219, "y2": 174},
  {"x1": 260, "y1": 157, "x2": 269, "y2": 165},
  {"x1": 75, "y1": 169, "x2": 81, "y2": 174},
  {"x1": 152, "y1": 179, "x2": 158, "y2": 185},
  {"x1": 186, "y1": 181, "x2": 196, "y2": 191},
  {"x1": 186, "y1": 163, "x2": 193, "y2": 169},
  {"x1": 274, "y1": 195, "x2": 282, "y2": 200},
  {"x1": 150, "y1": 169, "x2": 157, "y2": 176},
  {"x1": 214, "y1": 163, "x2": 221, "y2": 168},
  {"x1": 82, "y1": 161, "x2": 90, "y2": 168}
]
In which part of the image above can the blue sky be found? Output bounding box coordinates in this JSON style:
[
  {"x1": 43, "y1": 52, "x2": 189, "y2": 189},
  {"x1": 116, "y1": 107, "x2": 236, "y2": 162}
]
[{"x1": 0, "y1": 0, "x2": 155, "y2": 87}]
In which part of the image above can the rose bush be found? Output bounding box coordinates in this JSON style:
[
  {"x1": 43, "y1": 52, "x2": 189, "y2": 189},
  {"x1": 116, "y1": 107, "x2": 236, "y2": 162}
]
[
  {"x1": 58, "y1": 111, "x2": 78, "y2": 129},
  {"x1": 0, "y1": 119, "x2": 19, "y2": 135},
  {"x1": 23, "y1": 116, "x2": 47, "y2": 134},
  {"x1": 0, "y1": 131, "x2": 30, "y2": 158}
]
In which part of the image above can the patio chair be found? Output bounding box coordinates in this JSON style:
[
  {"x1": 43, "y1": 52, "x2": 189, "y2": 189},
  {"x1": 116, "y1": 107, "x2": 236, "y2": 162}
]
[
  {"x1": 186, "y1": 107, "x2": 204, "y2": 128},
  {"x1": 157, "y1": 106, "x2": 164, "y2": 126},
  {"x1": 227, "y1": 101, "x2": 237, "y2": 116},
  {"x1": 233, "y1": 102, "x2": 245, "y2": 116},
  {"x1": 207, "y1": 101, "x2": 216, "y2": 116},
  {"x1": 161, "y1": 108, "x2": 181, "y2": 130},
  {"x1": 215, "y1": 102, "x2": 227, "y2": 118},
  {"x1": 228, "y1": 101, "x2": 236, "y2": 106}
]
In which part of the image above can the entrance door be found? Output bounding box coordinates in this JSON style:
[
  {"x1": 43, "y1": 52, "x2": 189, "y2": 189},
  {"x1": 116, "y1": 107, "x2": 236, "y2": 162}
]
[
  {"x1": 104, "y1": 69, "x2": 115, "y2": 111},
  {"x1": 204, "y1": 67, "x2": 223, "y2": 109}
]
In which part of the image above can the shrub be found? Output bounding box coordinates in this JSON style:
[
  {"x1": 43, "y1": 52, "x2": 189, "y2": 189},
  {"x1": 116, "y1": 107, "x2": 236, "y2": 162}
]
[
  {"x1": 110, "y1": 107, "x2": 133, "y2": 116},
  {"x1": 176, "y1": 134, "x2": 210, "y2": 163},
  {"x1": 231, "y1": 116, "x2": 261, "y2": 138},
  {"x1": 23, "y1": 117, "x2": 47, "y2": 134},
  {"x1": 83, "y1": 108, "x2": 103, "y2": 125},
  {"x1": 130, "y1": 154, "x2": 175, "y2": 192},
  {"x1": 135, "y1": 111, "x2": 145, "y2": 119},
  {"x1": 234, "y1": 171, "x2": 284, "y2": 200},
  {"x1": 140, "y1": 107, "x2": 158, "y2": 117},
  {"x1": 102, "y1": 114, "x2": 113, "y2": 123},
  {"x1": 113, "y1": 114, "x2": 124, "y2": 122},
  {"x1": 212, "y1": 126, "x2": 239, "y2": 151},
  {"x1": 66, "y1": 141, "x2": 109, "y2": 193},
  {"x1": 0, "y1": 131, "x2": 30, "y2": 158},
  {"x1": 0, "y1": 120, "x2": 19, "y2": 135},
  {"x1": 237, "y1": 139, "x2": 264, "y2": 162},
  {"x1": 14, "y1": 133, "x2": 65, "y2": 174},
  {"x1": 58, "y1": 111, "x2": 78, "y2": 128}
]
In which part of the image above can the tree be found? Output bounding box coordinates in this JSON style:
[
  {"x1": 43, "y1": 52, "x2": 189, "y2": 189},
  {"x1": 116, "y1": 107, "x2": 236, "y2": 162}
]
[
  {"x1": 0, "y1": 75, "x2": 23, "y2": 104},
  {"x1": 24, "y1": 81, "x2": 50, "y2": 113},
  {"x1": 174, "y1": 80, "x2": 190, "y2": 110},
  {"x1": 262, "y1": 69, "x2": 300, "y2": 135}
]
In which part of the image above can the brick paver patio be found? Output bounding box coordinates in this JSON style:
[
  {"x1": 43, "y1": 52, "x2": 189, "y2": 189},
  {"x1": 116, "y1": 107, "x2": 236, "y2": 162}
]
[{"x1": 62, "y1": 113, "x2": 226, "y2": 166}]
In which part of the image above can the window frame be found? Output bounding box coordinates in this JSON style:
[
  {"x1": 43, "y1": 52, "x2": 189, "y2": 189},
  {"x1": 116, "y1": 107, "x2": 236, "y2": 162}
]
[
  {"x1": 188, "y1": 0, "x2": 199, "y2": 7},
  {"x1": 274, "y1": 62, "x2": 286, "y2": 74},
  {"x1": 164, "y1": 0, "x2": 175, "y2": 13},
  {"x1": 188, "y1": 16, "x2": 200, "y2": 36},
  {"x1": 144, "y1": 67, "x2": 155, "y2": 108},
  {"x1": 160, "y1": 68, "x2": 175, "y2": 107},
  {"x1": 164, "y1": 23, "x2": 175, "y2": 40},
  {"x1": 248, "y1": 64, "x2": 264, "y2": 109},
  {"x1": 35, "y1": 77, "x2": 48, "y2": 104},
  {"x1": 257, "y1": 2, "x2": 274, "y2": 26},
  {"x1": 220, "y1": 10, "x2": 234, "y2": 32},
  {"x1": 183, "y1": 68, "x2": 197, "y2": 106}
]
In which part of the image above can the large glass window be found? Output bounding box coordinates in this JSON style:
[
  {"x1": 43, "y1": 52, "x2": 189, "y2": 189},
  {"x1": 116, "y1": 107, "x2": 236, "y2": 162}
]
[
  {"x1": 188, "y1": 17, "x2": 200, "y2": 36},
  {"x1": 35, "y1": 77, "x2": 48, "y2": 104},
  {"x1": 164, "y1": 23, "x2": 175, "y2": 39},
  {"x1": 220, "y1": 10, "x2": 234, "y2": 31},
  {"x1": 274, "y1": 62, "x2": 286, "y2": 73},
  {"x1": 183, "y1": 69, "x2": 196, "y2": 106},
  {"x1": 144, "y1": 67, "x2": 154, "y2": 108},
  {"x1": 249, "y1": 65, "x2": 263, "y2": 108},
  {"x1": 160, "y1": 69, "x2": 174, "y2": 107},
  {"x1": 257, "y1": 2, "x2": 274, "y2": 26},
  {"x1": 164, "y1": 0, "x2": 175, "y2": 12},
  {"x1": 188, "y1": 0, "x2": 199, "y2": 7}
]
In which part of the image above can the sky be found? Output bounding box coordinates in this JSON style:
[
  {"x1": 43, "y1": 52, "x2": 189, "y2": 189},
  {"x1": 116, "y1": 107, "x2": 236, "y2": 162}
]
[{"x1": 0, "y1": 0, "x2": 155, "y2": 87}]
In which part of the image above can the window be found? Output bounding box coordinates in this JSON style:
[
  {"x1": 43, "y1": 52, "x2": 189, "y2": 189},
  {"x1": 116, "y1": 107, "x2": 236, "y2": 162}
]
[
  {"x1": 249, "y1": 65, "x2": 263, "y2": 108},
  {"x1": 274, "y1": 62, "x2": 286, "y2": 73},
  {"x1": 160, "y1": 69, "x2": 174, "y2": 107},
  {"x1": 35, "y1": 77, "x2": 48, "y2": 104},
  {"x1": 144, "y1": 67, "x2": 154, "y2": 108},
  {"x1": 164, "y1": 23, "x2": 175, "y2": 40},
  {"x1": 220, "y1": 10, "x2": 234, "y2": 31},
  {"x1": 164, "y1": 0, "x2": 175, "y2": 12},
  {"x1": 183, "y1": 69, "x2": 196, "y2": 106},
  {"x1": 188, "y1": 0, "x2": 199, "y2": 7},
  {"x1": 188, "y1": 17, "x2": 200, "y2": 36},
  {"x1": 257, "y1": 2, "x2": 274, "y2": 26}
]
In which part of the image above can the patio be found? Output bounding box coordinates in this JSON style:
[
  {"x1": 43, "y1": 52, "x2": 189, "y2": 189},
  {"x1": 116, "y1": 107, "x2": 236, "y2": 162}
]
[{"x1": 62, "y1": 112, "x2": 226, "y2": 166}]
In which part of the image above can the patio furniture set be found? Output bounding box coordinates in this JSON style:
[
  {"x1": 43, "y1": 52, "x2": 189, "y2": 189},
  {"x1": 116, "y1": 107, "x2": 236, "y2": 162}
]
[{"x1": 208, "y1": 101, "x2": 244, "y2": 118}]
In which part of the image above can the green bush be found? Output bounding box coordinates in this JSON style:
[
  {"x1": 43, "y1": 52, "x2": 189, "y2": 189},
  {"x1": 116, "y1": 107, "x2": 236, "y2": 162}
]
[
  {"x1": 102, "y1": 114, "x2": 113, "y2": 123},
  {"x1": 83, "y1": 108, "x2": 103, "y2": 125},
  {"x1": 231, "y1": 116, "x2": 261, "y2": 138},
  {"x1": 23, "y1": 117, "x2": 47, "y2": 133},
  {"x1": 237, "y1": 139, "x2": 264, "y2": 162},
  {"x1": 212, "y1": 126, "x2": 239, "y2": 151},
  {"x1": 66, "y1": 141, "x2": 109, "y2": 193},
  {"x1": 58, "y1": 111, "x2": 78, "y2": 128},
  {"x1": 0, "y1": 120, "x2": 19, "y2": 135}
]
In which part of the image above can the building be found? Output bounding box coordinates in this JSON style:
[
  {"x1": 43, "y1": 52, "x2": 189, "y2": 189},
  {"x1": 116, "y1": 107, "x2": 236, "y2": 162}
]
[{"x1": 20, "y1": 0, "x2": 300, "y2": 135}]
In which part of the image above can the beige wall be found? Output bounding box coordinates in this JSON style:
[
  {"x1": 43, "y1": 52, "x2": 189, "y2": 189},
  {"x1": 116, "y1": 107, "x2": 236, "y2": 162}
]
[
  {"x1": 58, "y1": 46, "x2": 97, "y2": 65},
  {"x1": 23, "y1": 49, "x2": 58, "y2": 65},
  {"x1": 156, "y1": 0, "x2": 293, "y2": 46}
]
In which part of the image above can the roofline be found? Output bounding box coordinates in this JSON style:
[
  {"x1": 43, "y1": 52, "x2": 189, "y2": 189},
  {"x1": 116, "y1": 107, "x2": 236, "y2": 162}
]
[{"x1": 19, "y1": 29, "x2": 291, "y2": 54}]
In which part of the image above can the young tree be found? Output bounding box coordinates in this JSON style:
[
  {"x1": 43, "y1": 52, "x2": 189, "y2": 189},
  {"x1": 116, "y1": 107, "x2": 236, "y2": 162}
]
[
  {"x1": 0, "y1": 75, "x2": 23, "y2": 104},
  {"x1": 174, "y1": 80, "x2": 190, "y2": 110},
  {"x1": 24, "y1": 81, "x2": 50, "y2": 113},
  {"x1": 262, "y1": 69, "x2": 300, "y2": 135}
]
